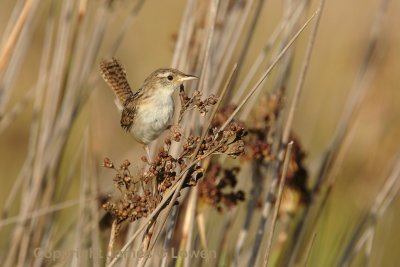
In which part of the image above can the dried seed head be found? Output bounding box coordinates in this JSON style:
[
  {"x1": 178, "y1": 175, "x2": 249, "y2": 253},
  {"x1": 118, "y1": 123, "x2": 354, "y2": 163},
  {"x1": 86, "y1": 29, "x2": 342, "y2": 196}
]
[
  {"x1": 141, "y1": 156, "x2": 148, "y2": 163},
  {"x1": 103, "y1": 158, "x2": 114, "y2": 168}
]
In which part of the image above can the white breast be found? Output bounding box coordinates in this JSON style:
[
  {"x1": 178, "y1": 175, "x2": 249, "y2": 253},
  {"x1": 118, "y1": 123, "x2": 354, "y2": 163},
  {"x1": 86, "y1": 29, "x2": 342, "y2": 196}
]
[{"x1": 131, "y1": 90, "x2": 174, "y2": 144}]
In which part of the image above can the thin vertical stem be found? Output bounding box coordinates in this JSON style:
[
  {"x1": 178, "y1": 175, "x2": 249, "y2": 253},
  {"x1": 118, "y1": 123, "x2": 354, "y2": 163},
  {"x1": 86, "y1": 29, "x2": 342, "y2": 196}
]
[
  {"x1": 263, "y1": 142, "x2": 293, "y2": 266},
  {"x1": 106, "y1": 220, "x2": 121, "y2": 266}
]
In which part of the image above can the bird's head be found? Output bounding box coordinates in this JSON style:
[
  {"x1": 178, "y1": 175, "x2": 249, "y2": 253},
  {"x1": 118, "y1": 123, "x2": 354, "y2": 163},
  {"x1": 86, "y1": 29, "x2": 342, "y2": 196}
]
[{"x1": 144, "y1": 68, "x2": 198, "y2": 94}]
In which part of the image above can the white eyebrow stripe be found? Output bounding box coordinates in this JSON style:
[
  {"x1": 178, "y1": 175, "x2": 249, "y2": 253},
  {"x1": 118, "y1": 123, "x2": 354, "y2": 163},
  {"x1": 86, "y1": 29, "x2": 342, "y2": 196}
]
[{"x1": 157, "y1": 72, "x2": 172, "y2": 77}]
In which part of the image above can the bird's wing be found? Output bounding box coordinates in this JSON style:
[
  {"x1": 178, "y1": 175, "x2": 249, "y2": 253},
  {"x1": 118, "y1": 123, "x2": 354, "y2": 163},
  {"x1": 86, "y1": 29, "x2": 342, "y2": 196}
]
[
  {"x1": 120, "y1": 98, "x2": 137, "y2": 132},
  {"x1": 99, "y1": 58, "x2": 134, "y2": 105},
  {"x1": 120, "y1": 87, "x2": 147, "y2": 132}
]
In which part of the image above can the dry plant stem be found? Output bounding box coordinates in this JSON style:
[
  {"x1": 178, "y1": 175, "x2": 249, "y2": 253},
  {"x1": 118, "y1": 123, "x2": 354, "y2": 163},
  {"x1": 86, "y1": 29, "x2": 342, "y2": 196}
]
[
  {"x1": 183, "y1": 188, "x2": 199, "y2": 267},
  {"x1": 141, "y1": 202, "x2": 177, "y2": 267},
  {"x1": 211, "y1": 0, "x2": 254, "y2": 94},
  {"x1": 0, "y1": 199, "x2": 91, "y2": 228},
  {"x1": 34, "y1": 131, "x2": 84, "y2": 265},
  {"x1": 246, "y1": 161, "x2": 279, "y2": 265},
  {"x1": 263, "y1": 142, "x2": 293, "y2": 267},
  {"x1": 216, "y1": 209, "x2": 236, "y2": 265},
  {"x1": 281, "y1": 0, "x2": 324, "y2": 144},
  {"x1": 344, "y1": 227, "x2": 375, "y2": 267},
  {"x1": 234, "y1": 7, "x2": 303, "y2": 264},
  {"x1": 196, "y1": 0, "x2": 219, "y2": 96},
  {"x1": 167, "y1": 190, "x2": 195, "y2": 267},
  {"x1": 259, "y1": 6, "x2": 321, "y2": 259},
  {"x1": 0, "y1": 0, "x2": 24, "y2": 47},
  {"x1": 89, "y1": 158, "x2": 101, "y2": 267},
  {"x1": 4, "y1": 1, "x2": 73, "y2": 264},
  {"x1": 287, "y1": 0, "x2": 389, "y2": 264},
  {"x1": 2, "y1": 15, "x2": 54, "y2": 234},
  {"x1": 33, "y1": 2, "x2": 89, "y2": 256},
  {"x1": 355, "y1": 228, "x2": 374, "y2": 266},
  {"x1": 209, "y1": 2, "x2": 240, "y2": 82},
  {"x1": 233, "y1": 3, "x2": 306, "y2": 260},
  {"x1": 43, "y1": 0, "x2": 108, "y2": 201},
  {"x1": 71, "y1": 129, "x2": 91, "y2": 267},
  {"x1": 2, "y1": 1, "x2": 136, "y2": 266},
  {"x1": 119, "y1": 222, "x2": 141, "y2": 267},
  {"x1": 33, "y1": 2, "x2": 92, "y2": 262},
  {"x1": 313, "y1": 0, "x2": 389, "y2": 195},
  {"x1": 160, "y1": 206, "x2": 180, "y2": 267},
  {"x1": 1, "y1": 0, "x2": 55, "y2": 218},
  {"x1": 239, "y1": 0, "x2": 309, "y2": 121},
  {"x1": 0, "y1": 0, "x2": 33, "y2": 73},
  {"x1": 233, "y1": 161, "x2": 263, "y2": 266},
  {"x1": 0, "y1": 0, "x2": 40, "y2": 116},
  {"x1": 142, "y1": 220, "x2": 156, "y2": 254},
  {"x1": 41, "y1": 0, "x2": 74, "y2": 137},
  {"x1": 218, "y1": 11, "x2": 317, "y2": 133},
  {"x1": 197, "y1": 212, "x2": 208, "y2": 251},
  {"x1": 106, "y1": 220, "x2": 121, "y2": 265},
  {"x1": 138, "y1": 211, "x2": 156, "y2": 260},
  {"x1": 339, "y1": 155, "x2": 400, "y2": 266},
  {"x1": 6, "y1": 0, "x2": 109, "y2": 265},
  {"x1": 227, "y1": 0, "x2": 265, "y2": 93},
  {"x1": 171, "y1": 0, "x2": 197, "y2": 69},
  {"x1": 247, "y1": 5, "x2": 323, "y2": 266},
  {"x1": 303, "y1": 232, "x2": 317, "y2": 266},
  {"x1": 232, "y1": 8, "x2": 289, "y2": 104}
]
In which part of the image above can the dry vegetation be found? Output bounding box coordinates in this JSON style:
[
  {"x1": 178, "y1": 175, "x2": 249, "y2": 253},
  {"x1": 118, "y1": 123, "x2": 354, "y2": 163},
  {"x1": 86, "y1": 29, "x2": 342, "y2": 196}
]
[{"x1": 1, "y1": 0, "x2": 400, "y2": 266}]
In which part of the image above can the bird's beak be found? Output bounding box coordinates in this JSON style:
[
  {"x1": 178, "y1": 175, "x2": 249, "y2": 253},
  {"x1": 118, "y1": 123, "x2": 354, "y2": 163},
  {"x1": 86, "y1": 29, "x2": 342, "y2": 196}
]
[{"x1": 178, "y1": 74, "x2": 198, "y2": 82}]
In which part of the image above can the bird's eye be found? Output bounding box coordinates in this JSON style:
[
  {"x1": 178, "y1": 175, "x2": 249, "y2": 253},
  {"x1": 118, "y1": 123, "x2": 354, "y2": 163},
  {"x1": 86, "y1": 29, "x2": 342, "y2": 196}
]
[{"x1": 167, "y1": 75, "x2": 173, "y2": 81}]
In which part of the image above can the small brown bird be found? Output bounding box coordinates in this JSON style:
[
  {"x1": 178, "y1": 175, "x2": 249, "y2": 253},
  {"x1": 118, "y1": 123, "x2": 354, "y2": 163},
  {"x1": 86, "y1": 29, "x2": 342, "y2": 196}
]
[{"x1": 99, "y1": 58, "x2": 198, "y2": 158}]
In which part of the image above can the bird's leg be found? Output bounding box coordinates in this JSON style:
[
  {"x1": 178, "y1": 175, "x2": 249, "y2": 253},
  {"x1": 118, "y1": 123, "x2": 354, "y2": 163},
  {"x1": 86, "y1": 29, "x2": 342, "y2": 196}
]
[
  {"x1": 144, "y1": 145, "x2": 151, "y2": 163},
  {"x1": 143, "y1": 144, "x2": 160, "y2": 200}
]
